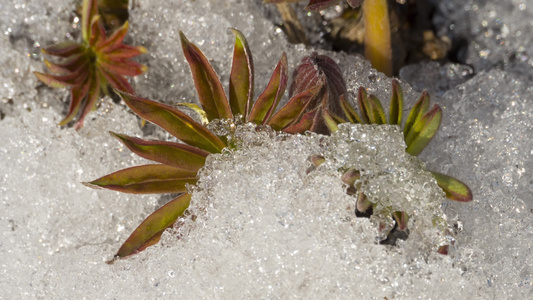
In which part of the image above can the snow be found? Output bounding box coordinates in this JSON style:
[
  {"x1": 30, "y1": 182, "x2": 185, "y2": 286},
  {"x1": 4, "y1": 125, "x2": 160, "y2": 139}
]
[{"x1": 1, "y1": 0, "x2": 532, "y2": 299}]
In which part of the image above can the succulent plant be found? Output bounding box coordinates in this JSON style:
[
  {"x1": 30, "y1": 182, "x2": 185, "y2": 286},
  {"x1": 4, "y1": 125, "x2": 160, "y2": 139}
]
[
  {"x1": 317, "y1": 79, "x2": 472, "y2": 253},
  {"x1": 86, "y1": 29, "x2": 327, "y2": 262},
  {"x1": 34, "y1": 0, "x2": 146, "y2": 129}
]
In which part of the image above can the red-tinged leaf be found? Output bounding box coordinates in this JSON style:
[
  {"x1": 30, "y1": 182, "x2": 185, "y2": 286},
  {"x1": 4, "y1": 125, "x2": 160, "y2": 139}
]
[
  {"x1": 403, "y1": 90, "x2": 430, "y2": 138},
  {"x1": 59, "y1": 78, "x2": 90, "y2": 126},
  {"x1": 82, "y1": 0, "x2": 98, "y2": 42},
  {"x1": 180, "y1": 31, "x2": 232, "y2": 121},
  {"x1": 405, "y1": 104, "x2": 442, "y2": 156},
  {"x1": 322, "y1": 109, "x2": 340, "y2": 132},
  {"x1": 85, "y1": 164, "x2": 198, "y2": 194},
  {"x1": 289, "y1": 53, "x2": 347, "y2": 120},
  {"x1": 229, "y1": 28, "x2": 254, "y2": 117},
  {"x1": 98, "y1": 58, "x2": 147, "y2": 77},
  {"x1": 357, "y1": 87, "x2": 371, "y2": 123},
  {"x1": 248, "y1": 52, "x2": 288, "y2": 124},
  {"x1": 368, "y1": 94, "x2": 386, "y2": 124},
  {"x1": 437, "y1": 245, "x2": 449, "y2": 255},
  {"x1": 340, "y1": 95, "x2": 362, "y2": 124},
  {"x1": 115, "y1": 90, "x2": 226, "y2": 153},
  {"x1": 106, "y1": 45, "x2": 147, "y2": 60},
  {"x1": 393, "y1": 211, "x2": 409, "y2": 231},
  {"x1": 268, "y1": 85, "x2": 321, "y2": 130},
  {"x1": 341, "y1": 168, "x2": 360, "y2": 186},
  {"x1": 356, "y1": 192, "x2": 372, "y2": 213},
  {"x1": 307, "y1": 0, "x2": 340, "y2": 10},
  {"x1": 97, "y1": 21, "x2": 129, "y2": 51},
  {"x1": 110, "y1": 132, "x2": 209, "y2": 172},
  {"x1": 74, "y1": 72, "x2": 101, "y2": 130},
  {"x1": 99, "y1": 67, "x2": 134, "y2": 94},
  {"x1": 34, "y1": 71, "x2": 88, "y2": 88},
  {"x1": 109, "y1": 193, "x2": 192, "y2": 261},
  {"x1": 42, "y1": 42, "x2": 85, "y2": 57},
  {"x1": 283, "y1": 107, "x2": 318, "y2": 134},
  {"x1": 431, "y1": 171, "x2": 473, "y2": 202},
  {"x1": 44, "y1": 54, "x2": 87, "y2": 74},
  {"x1": 89, "y1": 15, "x2": 106, "y2": 47},
  {"x1": 389, "y1": 79, "x2": 403, "y2": 126}
]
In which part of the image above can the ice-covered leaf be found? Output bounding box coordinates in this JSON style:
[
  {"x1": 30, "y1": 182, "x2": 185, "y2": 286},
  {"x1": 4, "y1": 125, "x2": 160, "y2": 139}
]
[
  {"x1": 248, "y1": 52, "x2": 288, "y2": 124},
  {"x1": 405, "y1": 104, "x2": 442, "y2": 156},
  {"x1": 229, "y1": 28, "x2": 254, "y2": 117},
  {"x1": 110, "y1": 132, "x2": 209, "y2": 172},
  {"x1": 283, "y1": 107, "x2": 319, "y2": 134},
  {"x1": 357, "y1": 87, "x2": 371, "y2": 123},
  {"x1": 431, "y1": 171, "x2": 473, "y2": 202},
  {"x1": 108, "y1": 193, "x2": 192, "y2": 262},
  {"x1": 393, "y1": 211, "x2": 409, "y2": 231},
  {"x1": 85, "y1": 164, "x2": 197, "y2": 194},
  {"x1": 180, "y1": 31, "x2": 232, "y2": 121},
  {"x1": 323, "y1": 109, "x2": 340, "y2": 132},
  {"x1": 389, "y1": 79, "x2": 403, "y2": 126},
  {"x1": 340, "y1": 95, "x2": 362, "y2": 124},
  {"x1": 116, "y1": 90, "x2": 226, "y2": 153}
]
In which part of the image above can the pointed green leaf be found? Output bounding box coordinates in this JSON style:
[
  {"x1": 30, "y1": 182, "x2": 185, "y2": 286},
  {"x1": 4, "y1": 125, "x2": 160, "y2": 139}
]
[
  {"x1": 110, "y1": 132, "x2": 209, "y2": 172},
  {"x1": 431, "y1": 171, "x2": 473, "y2": 202},
  {"x1": 85, "y1": 164, "x2": 197, "y2": 194},
  {"x1": 110, "y1": 193, "x2": 192, "y2": 261},
  {"x1": 116, "y1": 90, "x2": 226, "y2": 153},
  {"x1": 340, "y1": 95, "x2": 362, "y2": 124},
  {"x1": 82, "y1": 0, "x2": 98, "y2": 42},
  {"x1": 323, "y1": 109, "x2": 340, "y2": 132},
  {"x1": 268, "y1": 85, "x2": 321, "y2": 130},
  {"x1": 368, "y1": 95, "x2": 386, "y2": 124},
  {"x1": 88, "y1": 15, "x2": 105, "y2": 47},
  {"x1": 42, "y1": 42, "x2": 85, "y2": 57},
  {"x1": 403, "y1": 90, "x2": 430, "y2": 138},
  {"x1": 357, "y1": 87, "x2": 370, "y2": 123},
  {"x1": 405, "y1": 104, "x2": 442, "y2": 156},
  {"x1": 180, "y1": 31, "x2": 232, "y2": 121},
  {"x1": 229, "y1": 28, "x2": 254, "y2": 117},
  {"x1": 389, "y1": 79, "x2": 403, "y2": 125},
  {"x1": 248, "y1": 52, "x2": 288, "y2": 124}
]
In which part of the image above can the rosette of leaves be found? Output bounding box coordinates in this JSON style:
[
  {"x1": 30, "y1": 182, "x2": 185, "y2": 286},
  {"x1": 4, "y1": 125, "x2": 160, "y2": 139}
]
[
  {"x1": 315, "y1": 79, "x2": 472, "y2": 252},
  {"x1": 34, "y1": 0, "x2": 146, "y2": 129},
  {"x1": 86, "y1": 29, "x2": 329, "y2": 262}
]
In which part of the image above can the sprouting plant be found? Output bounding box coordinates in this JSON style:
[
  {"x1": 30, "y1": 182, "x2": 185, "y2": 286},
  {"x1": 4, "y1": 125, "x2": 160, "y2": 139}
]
[
  {"x1": 86, "y1": 29, "x2": 328, "y2": 262},
  {"x1": 316, "y1": 79, "x2": 472, "y2": 253},
  {"x1": 264, "y1": 0, "x2": 393, "y2": 76},
  {"x1": 34, "y1": 0, "x2": 146, "y2": 129}
]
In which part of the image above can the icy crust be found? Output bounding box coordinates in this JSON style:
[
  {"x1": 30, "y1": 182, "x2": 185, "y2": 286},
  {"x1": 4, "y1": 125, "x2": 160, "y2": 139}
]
[{"x1": 164, "y1": 123, "x2": 466, "y2": 298}]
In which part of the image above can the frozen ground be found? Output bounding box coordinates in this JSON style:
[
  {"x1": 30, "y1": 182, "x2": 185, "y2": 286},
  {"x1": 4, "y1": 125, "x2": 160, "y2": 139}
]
[{"x1": 0, "y1": 0, "x2": 532, "y2": 299}]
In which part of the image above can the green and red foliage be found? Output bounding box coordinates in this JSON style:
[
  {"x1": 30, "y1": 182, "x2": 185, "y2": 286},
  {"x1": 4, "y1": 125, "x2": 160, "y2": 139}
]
[{"x1": 34, "y1": 0, "x2": 146, "y2": 129}]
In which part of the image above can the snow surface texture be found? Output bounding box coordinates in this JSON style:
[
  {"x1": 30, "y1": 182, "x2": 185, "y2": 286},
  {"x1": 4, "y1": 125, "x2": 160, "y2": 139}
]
[{"x1": 0, "y1": 0, "x2": 531, "y2": 299}]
